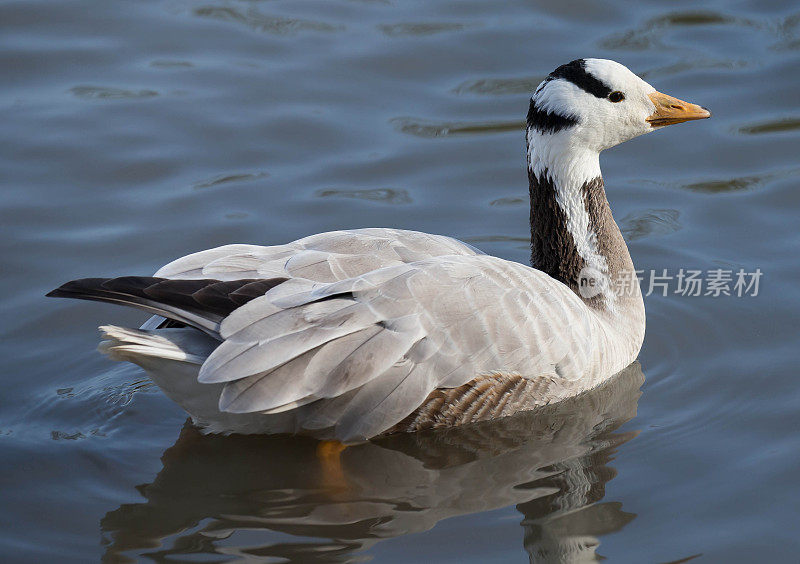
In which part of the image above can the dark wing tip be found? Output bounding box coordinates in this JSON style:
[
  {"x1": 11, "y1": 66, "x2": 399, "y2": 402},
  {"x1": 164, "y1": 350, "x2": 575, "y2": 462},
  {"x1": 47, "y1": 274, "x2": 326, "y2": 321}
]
[{"x1": 46, "y1": 278, "x2": 110, "y2": 298}]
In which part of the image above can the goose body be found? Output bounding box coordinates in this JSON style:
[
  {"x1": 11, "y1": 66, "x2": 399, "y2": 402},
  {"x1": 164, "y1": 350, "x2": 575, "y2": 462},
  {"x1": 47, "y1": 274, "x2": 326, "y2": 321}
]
[{"x1": 48, "y1": 59, "x2": 709, "y2": 442}]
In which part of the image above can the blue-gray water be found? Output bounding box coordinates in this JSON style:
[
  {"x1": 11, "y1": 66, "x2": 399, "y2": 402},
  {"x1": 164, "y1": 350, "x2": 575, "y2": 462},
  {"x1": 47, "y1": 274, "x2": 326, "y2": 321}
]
[{"x1": 2, "y1": 0, "x2": 799, "y2": 562}]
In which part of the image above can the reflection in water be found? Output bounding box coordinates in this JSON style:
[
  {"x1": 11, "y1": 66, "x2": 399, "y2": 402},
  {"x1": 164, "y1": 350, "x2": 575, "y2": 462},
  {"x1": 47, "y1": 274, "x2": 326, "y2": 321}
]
[{"x1": 101, "y1": 364, "x2": 644, "y2": 562}]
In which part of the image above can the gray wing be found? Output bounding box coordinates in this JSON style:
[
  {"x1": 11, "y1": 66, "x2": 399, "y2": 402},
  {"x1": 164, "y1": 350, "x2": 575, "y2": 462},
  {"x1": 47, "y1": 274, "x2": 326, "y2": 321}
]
[
  {"x1": 187, "y1": 252, "x2": 607, "y2": 442},
  {"x1": 154, "y1": 228, "x2": 483, "y2": 282}
]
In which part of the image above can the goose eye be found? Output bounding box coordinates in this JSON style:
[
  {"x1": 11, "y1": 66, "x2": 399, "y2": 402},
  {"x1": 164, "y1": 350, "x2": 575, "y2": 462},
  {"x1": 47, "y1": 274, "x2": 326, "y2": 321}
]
[{"x1": 608, "y1": 91, "x2": 625, "y2": 103}]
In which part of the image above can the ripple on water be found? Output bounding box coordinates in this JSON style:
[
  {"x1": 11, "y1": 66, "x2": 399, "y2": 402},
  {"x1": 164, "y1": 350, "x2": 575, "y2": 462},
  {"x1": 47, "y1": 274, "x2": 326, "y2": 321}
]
[
  {"x1": 651, "y1": 11, "x2": 739, "y2": 26},
  {"x1": 621, "y1": 209, "x2": 681, "y2": 241},
  {"x1": 636, "y1": 167, "x2": 800, "y2": 194},
  {"x1": 639, "y1": 57, "x2": 750, "y2": 79},
  {"x1": 391, "y1": 117, "x2": 524, "y2": 138},
  {"x1": 149, "y1": 60, "x2": 194, "y2": 69},
  {"x1": 193, "y1": 171, "x2": 270, "y2": 190},
  {"x1": 315, "y1": 188, "x2": 412, "y2": 204},
  {"x1": 772, "y1": 13, "x2": 800, "y2": 51},
  {"x1": 51, "y1": 430, "x2": 104, "y2": 441},
  {"x1": 19, "y1": 368, "x2": 157, "y2": 443},
  {"x1": 638, "y1": 301, "x2": 768, "y2": 448},
  {"x1": 193, "y1": 6, "x2": 342, "y2": 35},
  {"x1": 683, "y1": 176, "x2": 763, "y2": 193},
  {"x1": 70, "y1": 86, "x2": 158, "y2": 100},
  {"x1": 490, "y1": 196, "x2": 526, "y2": 207},
  {"x1": 680, "y1": 168, "x2": 800, "y2": 193},
  {"x1": 599, "y1": 10, "x2": 761, "y2": 50},
  {"x1": 378, "y1": 22, "x2": 467, "y2": 37},
  {"x1": 452, "y1": 75, "x2": 545, "y2": 96},
  {"x1": 738, "y1": 117, "x2": 800, "y2": 135}
]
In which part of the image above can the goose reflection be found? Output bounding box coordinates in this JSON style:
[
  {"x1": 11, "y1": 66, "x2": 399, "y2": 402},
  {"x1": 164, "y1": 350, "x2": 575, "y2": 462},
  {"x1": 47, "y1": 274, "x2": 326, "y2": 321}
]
[{"x1": 101, "y1": 363, "x2": 644, "y2": 563}]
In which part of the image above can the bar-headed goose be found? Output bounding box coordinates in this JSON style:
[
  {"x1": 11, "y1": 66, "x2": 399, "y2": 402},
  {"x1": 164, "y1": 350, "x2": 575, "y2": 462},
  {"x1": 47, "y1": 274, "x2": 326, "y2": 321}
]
[{"x1": 48, "y1": 59, "x2": 710, "y2": 442}]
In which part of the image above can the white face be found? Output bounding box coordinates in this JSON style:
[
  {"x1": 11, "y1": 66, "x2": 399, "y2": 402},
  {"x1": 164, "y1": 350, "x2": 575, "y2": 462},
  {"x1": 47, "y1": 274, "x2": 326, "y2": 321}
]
[{"x1": 531, "y1": 58, "x2": 657, "y2": 152}]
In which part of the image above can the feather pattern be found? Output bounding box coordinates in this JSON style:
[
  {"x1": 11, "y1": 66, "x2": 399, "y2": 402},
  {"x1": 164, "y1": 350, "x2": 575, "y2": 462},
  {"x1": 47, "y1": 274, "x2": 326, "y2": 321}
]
[{"x1": 180, "y1": 244, "x2": 628, "y2": 441}]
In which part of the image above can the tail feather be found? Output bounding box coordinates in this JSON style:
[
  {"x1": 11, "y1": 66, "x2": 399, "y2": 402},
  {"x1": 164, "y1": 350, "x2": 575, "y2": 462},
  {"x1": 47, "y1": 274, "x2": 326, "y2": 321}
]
[
  {"x1": 47, "y1": 276, "x2": 286, "y2": 337},
  {"x1": 98, "y1": 325, "x2": 216, "y2": 364}
]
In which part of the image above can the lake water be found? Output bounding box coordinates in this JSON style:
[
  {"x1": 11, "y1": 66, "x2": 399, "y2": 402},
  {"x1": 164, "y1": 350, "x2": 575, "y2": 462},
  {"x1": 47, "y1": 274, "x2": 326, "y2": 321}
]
[{"x1": 2, "y1": 0, "x2": 799, "y2": 561}]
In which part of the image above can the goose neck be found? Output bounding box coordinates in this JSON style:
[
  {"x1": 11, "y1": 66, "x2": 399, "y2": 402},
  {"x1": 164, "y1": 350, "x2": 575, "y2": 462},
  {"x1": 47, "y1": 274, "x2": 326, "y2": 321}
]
[{"x1": 526, "y1": 128, "x2": 641, "y2": 320}]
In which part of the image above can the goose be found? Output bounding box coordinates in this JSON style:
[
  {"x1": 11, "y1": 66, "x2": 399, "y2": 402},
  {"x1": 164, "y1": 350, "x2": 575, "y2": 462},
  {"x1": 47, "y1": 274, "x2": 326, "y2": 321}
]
[{"x1": 48, "y1": 58, "x2": 710, "y2": 443}]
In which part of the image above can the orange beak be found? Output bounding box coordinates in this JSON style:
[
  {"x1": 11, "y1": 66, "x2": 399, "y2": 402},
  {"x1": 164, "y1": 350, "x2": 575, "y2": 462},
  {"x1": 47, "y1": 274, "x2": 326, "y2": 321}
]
[{"x1": 646, "y1": 91, "x2": 711, "y2": 127}]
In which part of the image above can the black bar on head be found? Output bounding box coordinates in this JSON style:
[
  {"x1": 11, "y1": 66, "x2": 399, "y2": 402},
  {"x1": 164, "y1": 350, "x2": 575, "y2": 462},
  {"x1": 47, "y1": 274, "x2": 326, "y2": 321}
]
[
  {"x1": 526, "y1": 99, "x2": 579, "y2": 135},
  {"x1": 548, "y1": 59, "x2": 612, "y2": 99}
]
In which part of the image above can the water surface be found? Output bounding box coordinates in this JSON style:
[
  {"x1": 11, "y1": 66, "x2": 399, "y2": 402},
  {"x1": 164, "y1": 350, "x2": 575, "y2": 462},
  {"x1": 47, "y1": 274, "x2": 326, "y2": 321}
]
[{"x1": 1, "y1": 0, "x2": 799, "y2": 561}]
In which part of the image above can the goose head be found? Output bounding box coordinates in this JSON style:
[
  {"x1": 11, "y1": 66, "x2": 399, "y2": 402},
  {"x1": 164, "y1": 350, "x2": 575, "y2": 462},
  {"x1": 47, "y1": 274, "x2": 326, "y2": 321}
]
[
  {"x1": 528, "y1": 58, "x2": 711, "y2": 154},
  {"x1": 525, "y1": 59, "x2": 710, "y2": 319}
]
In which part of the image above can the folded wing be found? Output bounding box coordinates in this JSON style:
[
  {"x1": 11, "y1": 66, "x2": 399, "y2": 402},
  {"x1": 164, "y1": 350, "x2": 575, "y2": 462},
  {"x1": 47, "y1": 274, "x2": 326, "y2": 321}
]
[{"x1": 192, "y1": 255, "x2": 600, "y2": 441}]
